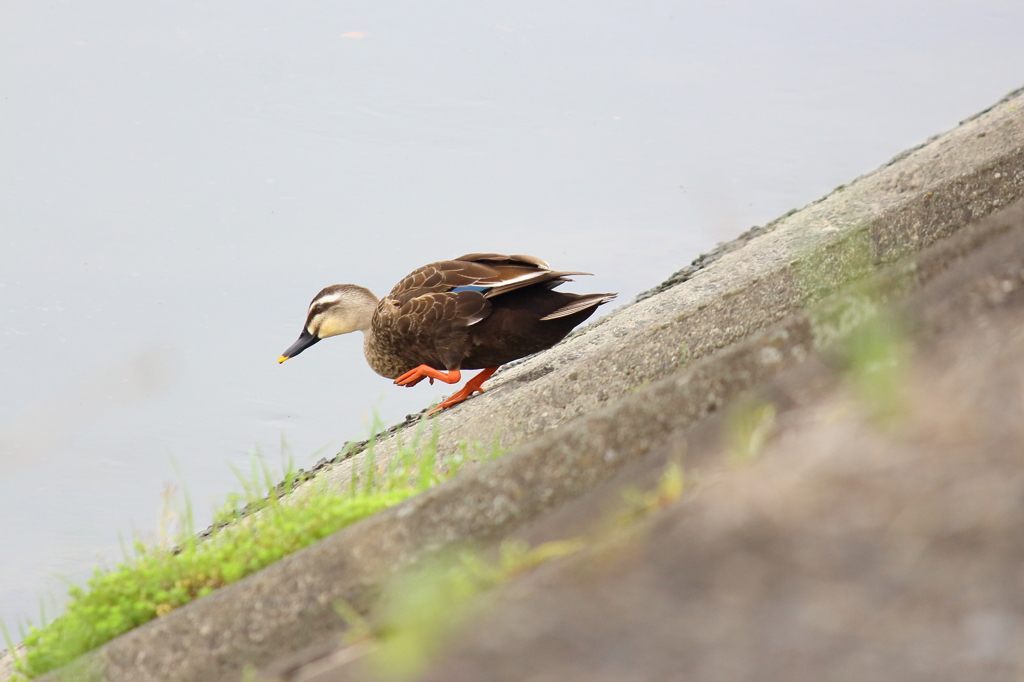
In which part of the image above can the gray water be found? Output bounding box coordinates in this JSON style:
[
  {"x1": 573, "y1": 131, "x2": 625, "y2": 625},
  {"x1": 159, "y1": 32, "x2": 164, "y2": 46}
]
[{"x1": 2, "y1": 0, "x2": 1022, "y2": 630}]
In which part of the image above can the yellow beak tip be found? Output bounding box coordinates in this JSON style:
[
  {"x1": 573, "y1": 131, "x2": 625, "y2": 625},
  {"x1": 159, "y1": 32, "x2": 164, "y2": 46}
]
[{"x1": 277, "y1": 355, "x2": 290, "y2": 364}]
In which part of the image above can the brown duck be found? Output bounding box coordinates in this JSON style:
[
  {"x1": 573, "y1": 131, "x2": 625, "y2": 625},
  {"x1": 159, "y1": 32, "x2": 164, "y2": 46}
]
[{"x1": 278, "y1": 253, "x2": 615, "y2": 414}]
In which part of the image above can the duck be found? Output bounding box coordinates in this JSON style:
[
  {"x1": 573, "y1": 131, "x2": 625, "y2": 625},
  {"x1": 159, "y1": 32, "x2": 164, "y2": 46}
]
[{"x1": 278, "y1": 253, "x2": 616, "y2": 414}]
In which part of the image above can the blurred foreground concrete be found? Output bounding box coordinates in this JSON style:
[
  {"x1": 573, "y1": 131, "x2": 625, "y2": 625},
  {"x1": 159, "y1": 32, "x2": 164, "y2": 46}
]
[{"x1": 404, "y1": 202, "x2": 1024, "y2": 682}]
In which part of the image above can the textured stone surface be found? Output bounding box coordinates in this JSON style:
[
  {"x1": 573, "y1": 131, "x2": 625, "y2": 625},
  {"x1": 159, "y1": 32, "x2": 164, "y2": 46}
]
[{"x1": 404, "y1": 203, "x2": 1024, "y2": 682}]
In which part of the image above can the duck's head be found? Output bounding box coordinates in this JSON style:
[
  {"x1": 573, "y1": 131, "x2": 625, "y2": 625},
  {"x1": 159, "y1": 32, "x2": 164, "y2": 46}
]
[{"x1": 278, "y1": 284, "x2": 378, "y2": 363}]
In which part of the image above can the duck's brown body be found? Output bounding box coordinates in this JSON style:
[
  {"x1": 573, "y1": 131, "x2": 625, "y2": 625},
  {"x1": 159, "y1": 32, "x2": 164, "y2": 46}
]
[
  {"x1": 280, "y1": 253, "x2": 615, "y2": 413},
  {"x1": 366, "y1": 253, "x2": 611, "y2": 378}
]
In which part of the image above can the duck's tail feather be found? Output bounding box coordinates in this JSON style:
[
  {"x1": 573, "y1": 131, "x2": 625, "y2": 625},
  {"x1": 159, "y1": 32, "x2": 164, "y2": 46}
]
[{"x1": 539, "y1": 292, "x2": 617, "y2": 320}]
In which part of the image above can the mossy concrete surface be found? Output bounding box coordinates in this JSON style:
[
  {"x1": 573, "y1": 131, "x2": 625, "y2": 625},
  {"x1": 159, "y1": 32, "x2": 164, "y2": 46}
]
[
  {"x1": 33, "y1": 87, "x2": 1024, "y2": 681},
  {"x1": 397, "y1": 200, "x2": 1024, "y2": 682}
]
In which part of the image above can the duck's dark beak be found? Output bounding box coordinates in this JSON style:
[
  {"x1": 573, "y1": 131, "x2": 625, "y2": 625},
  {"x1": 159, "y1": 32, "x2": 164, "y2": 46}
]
[{"x1": 278, "y1": 329, "x2": 320, "y2": 363}]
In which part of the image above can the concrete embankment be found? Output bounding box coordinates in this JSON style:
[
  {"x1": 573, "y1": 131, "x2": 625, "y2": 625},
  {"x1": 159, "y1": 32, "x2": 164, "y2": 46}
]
[
  {"x1": 403, "y1": 199, "x2": 1024, "y2": 682},
  {"x1": 30, "y1": 86, "x2": 1024, "y2": 682}
]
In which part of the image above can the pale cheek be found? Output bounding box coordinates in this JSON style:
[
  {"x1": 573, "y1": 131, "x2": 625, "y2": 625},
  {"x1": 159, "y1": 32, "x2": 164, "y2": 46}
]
[{"x1": 317, "y1": 317, "x2": 347, "y2": 338}]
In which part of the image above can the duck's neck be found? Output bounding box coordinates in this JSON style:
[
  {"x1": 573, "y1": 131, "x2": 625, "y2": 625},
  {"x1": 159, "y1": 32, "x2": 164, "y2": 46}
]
[
  {"x1": 347, "y1": 289, "x2": 377, "y2": 333},
  {"x1": 362, "y1": 325, "x2": 404, "y2": 379},
  {"x1": 360, "y1": 298, "x2": 412, "y2": 380}
]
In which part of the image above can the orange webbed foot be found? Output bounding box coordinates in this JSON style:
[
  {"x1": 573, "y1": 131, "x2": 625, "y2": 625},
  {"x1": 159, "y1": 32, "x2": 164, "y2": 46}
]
[
  {"x1": 395, "y1": 365, "x2": 462, "y2": 388},
  {"x1": 427, "y1": 367, "x2": 499, "y2": 415}
]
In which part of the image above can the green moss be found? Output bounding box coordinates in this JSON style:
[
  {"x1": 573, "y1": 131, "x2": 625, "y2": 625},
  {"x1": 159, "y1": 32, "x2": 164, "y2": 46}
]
[
  {"x1": 725, "y1": 398, "x2": 777, "y2": 464},
  {"x1": 835, "y1": 313, "x2": 909, "y2": 425},
  {"x1": 359, "y1": 538, "x2": 587, "y2": 682},
  {"x1": 793, "y1": 229, "x2": 910, "y2": 425}
]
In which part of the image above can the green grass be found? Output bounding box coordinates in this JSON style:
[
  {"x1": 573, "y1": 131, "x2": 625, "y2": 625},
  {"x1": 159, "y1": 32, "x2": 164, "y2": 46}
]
[{"x1": 9, "y1": 419, "x2": 497, "y2": 680}]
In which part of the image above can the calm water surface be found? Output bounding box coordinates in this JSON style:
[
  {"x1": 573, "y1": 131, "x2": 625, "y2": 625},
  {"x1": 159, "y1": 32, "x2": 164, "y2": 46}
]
[{"x1": 2, "y1": 0, "x2": 1022, "y2": 628}]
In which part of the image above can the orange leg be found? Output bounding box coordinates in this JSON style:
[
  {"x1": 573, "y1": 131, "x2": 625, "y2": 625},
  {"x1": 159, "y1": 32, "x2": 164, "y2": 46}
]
[
  {"x1": 428, "y1": 366, "x2": 499, "y2": 415},
  {"x1": 395, "y1": 365, "x2": 462, "y2": 388}
]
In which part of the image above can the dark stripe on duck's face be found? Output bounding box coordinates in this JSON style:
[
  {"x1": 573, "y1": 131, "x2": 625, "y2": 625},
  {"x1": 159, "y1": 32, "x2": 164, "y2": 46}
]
[
  {"x1": 308, "y1": 301, "x2": 336, "y2": 319},
  {"x1": 279, "y1": 328, "x2": 320, "y2": 361},
  {"x1": 306, "y1": 289, "x2": 347, "y2": 319},
  {"x1": 451, "y1": 285, "x2": 490, "y2": 294}
]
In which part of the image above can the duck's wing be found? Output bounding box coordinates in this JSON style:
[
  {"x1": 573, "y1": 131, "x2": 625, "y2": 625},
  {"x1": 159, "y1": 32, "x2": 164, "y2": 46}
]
[
  {"x1": 387, "y1": 254, "x2": 570, "y2": 301},
  {"x1": 382, "y1": 288, "x2": 491, "y2": 369},
  {"x1": 456, "y1": 253, "x2": 551, "y2": 269},
  {"x1": 377, "y1": 254, "x2": 585, "y2": 370},
  {"x1": 452, "y1": 253, "x2": 591, "y2": 297},
  {"x1": 377, "y1": 260, "x2": 497, "y2": 370}
]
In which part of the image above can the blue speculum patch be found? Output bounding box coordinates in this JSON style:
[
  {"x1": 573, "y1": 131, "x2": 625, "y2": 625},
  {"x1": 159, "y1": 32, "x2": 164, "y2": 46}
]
[{"x1": 451, "y1": 285, "x2": 491, "y2": 293}]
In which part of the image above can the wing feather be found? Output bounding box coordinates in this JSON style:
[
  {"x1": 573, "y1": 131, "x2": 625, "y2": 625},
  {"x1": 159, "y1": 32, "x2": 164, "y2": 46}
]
[{"x1": 538, "y1": 293, "x2": 617, "y2": 320}]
